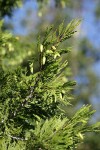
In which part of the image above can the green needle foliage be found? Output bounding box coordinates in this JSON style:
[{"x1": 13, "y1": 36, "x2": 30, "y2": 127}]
[{"x1": 0, "y1": 19, "x2": 100, "y2": 150}]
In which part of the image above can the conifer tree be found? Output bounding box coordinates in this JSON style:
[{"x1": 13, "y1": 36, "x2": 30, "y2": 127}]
[{"x1": 0, "y1": 18, "x2": 100, "y2": 150}]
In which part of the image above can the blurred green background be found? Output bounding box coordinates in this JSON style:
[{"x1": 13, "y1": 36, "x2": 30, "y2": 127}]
[{"x1": 0, "y1": 0, "x2": 100, "y2": 149}]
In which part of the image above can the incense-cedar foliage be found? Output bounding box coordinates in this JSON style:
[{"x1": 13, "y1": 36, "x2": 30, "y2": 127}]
[{"x1": 0, "y1": 19, "x2": 100, "y2": 150}]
